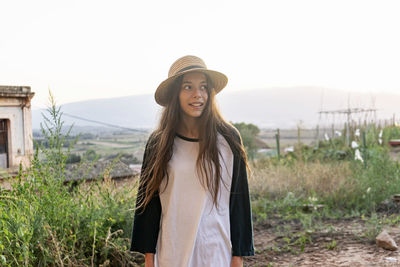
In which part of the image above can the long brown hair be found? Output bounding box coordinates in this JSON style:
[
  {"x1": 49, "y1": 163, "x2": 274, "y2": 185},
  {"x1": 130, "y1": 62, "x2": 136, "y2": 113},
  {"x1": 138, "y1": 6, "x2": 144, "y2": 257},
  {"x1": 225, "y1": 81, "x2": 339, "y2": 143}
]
[{"x1": 137, "y1": 73, "x2": 248, "y2": 210}]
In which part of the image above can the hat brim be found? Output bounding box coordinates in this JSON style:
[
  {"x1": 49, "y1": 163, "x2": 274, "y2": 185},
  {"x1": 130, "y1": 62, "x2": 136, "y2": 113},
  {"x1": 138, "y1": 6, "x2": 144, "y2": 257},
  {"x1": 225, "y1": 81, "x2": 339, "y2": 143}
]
[{"x1": 155, "y1": 68, "x2": 228, "y2": 106}]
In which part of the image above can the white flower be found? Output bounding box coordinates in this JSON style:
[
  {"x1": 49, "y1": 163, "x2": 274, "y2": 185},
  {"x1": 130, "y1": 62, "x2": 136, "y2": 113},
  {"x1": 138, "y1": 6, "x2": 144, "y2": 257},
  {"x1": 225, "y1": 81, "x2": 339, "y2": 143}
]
[
  {"x1": 366, "y1": 187, "x2": 371, "y2": 194},
  {"x1": 324, "y1": 133, "x2": 330, "y2": 141},
  {"x1": 351, "y1": 141, "x2": 359, "y2": 149},
  {"x1": 355, "y1": 128, "x2": 360, "y2": 137},
  {"x1": 355, "y1": 149, "x2": 363, "y2": 162},
  {"x1": 335, "y1": 130, "x2": 342, "y2": 137},
  {"x1": 379, "y1": 130, "x2": 383, "y2": 138},
  {"x1": 379, "y1": 138, "x2": 383, "y2": 145},
  {"x1": 308, "y1": 196, "x2": 318, "y2": 202}
]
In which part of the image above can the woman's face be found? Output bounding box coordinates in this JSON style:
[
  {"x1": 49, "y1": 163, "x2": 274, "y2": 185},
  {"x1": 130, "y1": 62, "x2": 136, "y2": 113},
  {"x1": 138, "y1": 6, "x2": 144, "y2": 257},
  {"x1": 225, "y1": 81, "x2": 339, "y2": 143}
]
[{"x1": 179, "y1": 72, "x2": 209, "y2": 120}]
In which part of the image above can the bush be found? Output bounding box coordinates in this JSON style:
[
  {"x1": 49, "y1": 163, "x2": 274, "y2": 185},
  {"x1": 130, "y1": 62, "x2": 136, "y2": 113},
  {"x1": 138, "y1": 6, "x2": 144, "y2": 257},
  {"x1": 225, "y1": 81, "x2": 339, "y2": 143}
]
[
  {"x1": 66, "y1": 153, "x2": 81, "y2": 164},
  {"x1": 233, "y1": 122, "x2": 260, "y2": 160},
  {"x1": 335, "y1": 146, "x2": 400, "y2": 212},
  {"x1": 84, "y1": 149, "x2": 99, "y2": 161}
]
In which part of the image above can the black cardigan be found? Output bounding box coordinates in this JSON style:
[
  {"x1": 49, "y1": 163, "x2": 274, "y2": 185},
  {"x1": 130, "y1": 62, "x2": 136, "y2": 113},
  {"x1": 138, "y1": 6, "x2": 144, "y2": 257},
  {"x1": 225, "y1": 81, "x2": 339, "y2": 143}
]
[{"x1": 130, "y1": 130, "x2": 254, "y2": 257}]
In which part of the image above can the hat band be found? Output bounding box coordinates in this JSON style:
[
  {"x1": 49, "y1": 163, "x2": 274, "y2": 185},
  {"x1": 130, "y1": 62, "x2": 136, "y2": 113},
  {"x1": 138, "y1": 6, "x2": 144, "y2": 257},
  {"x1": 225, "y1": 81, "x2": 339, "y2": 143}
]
[{"x1": 176, "y1": 65, "x2": 205, "y2": 75}]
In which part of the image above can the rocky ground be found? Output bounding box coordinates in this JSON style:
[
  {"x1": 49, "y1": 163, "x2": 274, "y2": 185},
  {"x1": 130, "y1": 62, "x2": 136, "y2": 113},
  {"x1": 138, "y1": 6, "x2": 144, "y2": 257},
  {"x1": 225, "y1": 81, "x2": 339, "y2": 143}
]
[{"x1": 245, "y1": 218, "x2": 400, "y2": 267}]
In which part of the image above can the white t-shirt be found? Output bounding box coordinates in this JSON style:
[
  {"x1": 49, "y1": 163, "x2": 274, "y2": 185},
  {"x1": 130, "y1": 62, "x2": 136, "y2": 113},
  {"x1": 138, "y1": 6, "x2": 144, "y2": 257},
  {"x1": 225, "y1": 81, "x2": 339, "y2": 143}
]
[{"x1": 155, "y1": 134, "x2": 234, "y2": 267}]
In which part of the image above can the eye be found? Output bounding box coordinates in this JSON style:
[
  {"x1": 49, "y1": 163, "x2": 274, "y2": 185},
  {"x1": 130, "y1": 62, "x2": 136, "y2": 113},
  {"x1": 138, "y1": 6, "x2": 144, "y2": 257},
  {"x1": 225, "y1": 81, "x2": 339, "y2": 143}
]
[
  {"x1": 200, "y1": 85, "x2": 208, "y2": 91},
  {"x1": 182, "y1": 85, "x2": 191, "y2": 90}
]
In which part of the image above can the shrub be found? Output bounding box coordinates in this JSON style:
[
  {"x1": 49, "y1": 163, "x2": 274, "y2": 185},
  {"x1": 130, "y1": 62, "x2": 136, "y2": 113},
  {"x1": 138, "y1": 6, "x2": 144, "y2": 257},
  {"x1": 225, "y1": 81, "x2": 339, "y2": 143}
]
[
  {"x1": 66, "y1": 153, "x2": 81, "y2": 164},
  {"x1": 233, "y1": 122, "x2": 260, "y2": 160},
  {"x1": 84, "y1": 149, "x2": 99, "y2": 161}
]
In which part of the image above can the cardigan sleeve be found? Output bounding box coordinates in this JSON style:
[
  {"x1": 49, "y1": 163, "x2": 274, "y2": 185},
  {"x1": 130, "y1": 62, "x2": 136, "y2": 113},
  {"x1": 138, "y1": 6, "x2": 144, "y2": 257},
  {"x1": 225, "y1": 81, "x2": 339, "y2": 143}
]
[
  {"x1": 130, "y1": 136, "x2": 162, "y2": 254},
  {"x1": 228, "y1": 129, "x2": 255, "y2": 256}
]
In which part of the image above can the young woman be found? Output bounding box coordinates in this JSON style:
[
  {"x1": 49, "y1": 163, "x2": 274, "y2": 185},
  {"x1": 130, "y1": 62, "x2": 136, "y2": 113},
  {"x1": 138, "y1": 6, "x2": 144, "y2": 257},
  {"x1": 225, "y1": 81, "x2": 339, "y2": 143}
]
[{"x1": 130, "y1": 55, "x2": 254, "y2": 267}]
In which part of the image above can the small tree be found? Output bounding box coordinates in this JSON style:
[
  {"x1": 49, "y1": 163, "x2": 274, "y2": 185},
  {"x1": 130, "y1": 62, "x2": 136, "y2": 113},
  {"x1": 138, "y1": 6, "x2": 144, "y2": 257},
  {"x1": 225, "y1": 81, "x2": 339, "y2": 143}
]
[
  {"x1": 37, "y1": 91, "x2": 77, "y2": 180},
  {"x1": 233, "y1": 122, "x2": 260, "y2": 160}
]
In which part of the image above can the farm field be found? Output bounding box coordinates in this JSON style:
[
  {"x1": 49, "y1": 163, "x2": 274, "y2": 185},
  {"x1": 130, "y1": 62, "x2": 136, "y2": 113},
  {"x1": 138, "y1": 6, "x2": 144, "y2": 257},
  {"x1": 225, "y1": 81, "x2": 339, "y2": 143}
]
[
  {"x1": 259, "y1": 128, "x2": 318, "y2": 147},
  {"x1": 71, "y1": 131, "x2": 149, "y2": 160}
]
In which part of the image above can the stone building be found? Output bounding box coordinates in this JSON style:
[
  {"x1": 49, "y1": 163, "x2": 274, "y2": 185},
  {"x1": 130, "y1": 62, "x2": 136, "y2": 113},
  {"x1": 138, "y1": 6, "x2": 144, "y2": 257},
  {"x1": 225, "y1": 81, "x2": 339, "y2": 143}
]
[{"x1": 0, "y1": 86, "x2": 34, "y2": 172}]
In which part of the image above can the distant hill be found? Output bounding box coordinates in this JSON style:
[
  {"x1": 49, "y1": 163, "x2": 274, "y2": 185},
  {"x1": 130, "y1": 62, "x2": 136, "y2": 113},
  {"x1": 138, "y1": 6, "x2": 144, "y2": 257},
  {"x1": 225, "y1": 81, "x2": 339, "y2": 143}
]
[
  {"x1": 32, "y1": 87, "x2": 400, "y2": 131},
  {"x1": 33, "y1": 94, "x2": 161, "y2": 131}
]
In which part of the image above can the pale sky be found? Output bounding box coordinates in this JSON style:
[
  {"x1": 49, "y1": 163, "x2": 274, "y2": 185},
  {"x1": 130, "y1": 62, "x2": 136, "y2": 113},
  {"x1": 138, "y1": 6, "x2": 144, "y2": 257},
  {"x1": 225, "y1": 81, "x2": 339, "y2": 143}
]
[{"x1": 1, "y1": 0, "x2": 399, "y2": 108}]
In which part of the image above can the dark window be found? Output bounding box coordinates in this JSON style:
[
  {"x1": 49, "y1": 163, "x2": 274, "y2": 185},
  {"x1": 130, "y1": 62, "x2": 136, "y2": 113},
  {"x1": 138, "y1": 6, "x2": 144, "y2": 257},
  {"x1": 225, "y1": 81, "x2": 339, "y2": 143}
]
[{"x1": 0, "y1": 120, "x2": 9, "y2": 168}]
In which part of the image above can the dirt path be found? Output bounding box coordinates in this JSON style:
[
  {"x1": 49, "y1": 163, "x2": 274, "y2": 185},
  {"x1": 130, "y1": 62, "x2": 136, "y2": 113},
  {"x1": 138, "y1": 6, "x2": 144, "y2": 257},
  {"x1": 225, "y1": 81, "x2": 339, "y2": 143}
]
[{"x1": 245, "y1": 219, "x2": 400, "y2": 267}]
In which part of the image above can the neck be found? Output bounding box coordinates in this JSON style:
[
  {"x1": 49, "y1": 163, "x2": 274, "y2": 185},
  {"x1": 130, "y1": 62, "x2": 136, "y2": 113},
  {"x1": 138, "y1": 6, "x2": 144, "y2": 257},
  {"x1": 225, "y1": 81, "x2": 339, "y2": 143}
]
[{"x1": 177, "y1": 116, "x2": 200, "y2": 139}]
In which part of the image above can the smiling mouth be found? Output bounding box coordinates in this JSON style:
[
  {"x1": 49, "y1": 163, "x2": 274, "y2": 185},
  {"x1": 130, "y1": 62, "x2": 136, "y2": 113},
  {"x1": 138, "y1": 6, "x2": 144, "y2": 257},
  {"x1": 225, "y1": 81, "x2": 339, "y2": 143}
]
[{"x1": 189, "y1": 103, "x2": 203, "y2": 107}]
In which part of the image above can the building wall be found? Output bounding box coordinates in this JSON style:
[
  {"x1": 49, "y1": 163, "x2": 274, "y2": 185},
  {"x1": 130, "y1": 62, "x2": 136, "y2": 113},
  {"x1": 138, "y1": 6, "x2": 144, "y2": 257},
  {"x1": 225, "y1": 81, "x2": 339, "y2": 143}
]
[
  {"x1": 0, "y1": 97, "x2": 33, "y2": 169},
  {"x1": 22, "y1": 104, "x2": 33, "y2": 166}
]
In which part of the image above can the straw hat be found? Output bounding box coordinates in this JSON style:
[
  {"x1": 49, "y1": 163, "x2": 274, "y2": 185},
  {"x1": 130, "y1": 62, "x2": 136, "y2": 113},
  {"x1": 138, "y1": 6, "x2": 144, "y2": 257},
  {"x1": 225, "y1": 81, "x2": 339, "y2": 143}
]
[{"x1": 155, "y1": 55, "x2": 228, "y2": 106}]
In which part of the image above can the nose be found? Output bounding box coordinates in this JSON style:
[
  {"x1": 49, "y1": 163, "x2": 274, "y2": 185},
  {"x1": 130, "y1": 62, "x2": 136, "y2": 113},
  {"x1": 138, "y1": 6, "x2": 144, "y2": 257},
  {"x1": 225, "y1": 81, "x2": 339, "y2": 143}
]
[{"x1": 192, "y1": 86, "x2": 202, "y2": 98}]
